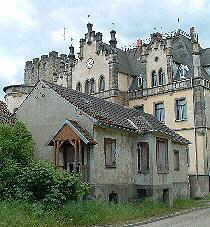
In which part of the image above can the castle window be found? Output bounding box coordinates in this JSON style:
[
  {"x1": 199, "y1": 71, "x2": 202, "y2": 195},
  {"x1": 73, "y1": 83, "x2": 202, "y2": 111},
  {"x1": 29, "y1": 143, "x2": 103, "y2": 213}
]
[
  {"x1": 156, "y1": 138, "x2": 168, "y2": 172},
  {"x1": 85, "y1": 80, "x2": 90, "y2": 94},
  {"x1": 76, "y1": 82, "x2": 82, "y2": 92},
  {"x1": 99, "y1": 75, "x2": 105, "y2": 91},
  {"x1": 151, "y1": 71, "x2": 157, "y2": 87},
  {"x1": 137, "y1": 77, "x2": 143, "y2": 88},
  {"x1": 137, "y1": 142, "x2": 149, "y2": 173},
  {"x1": 154, "y1": 103, "x2": 165, "y2": 122},
  {"x1": 104, "y1": 138, "x2": 116, "y2": 167},
  {"x1": 175, "y1": 98, "x2": 187, "y2": 121},
  {"x1": 158, "y1": 68, "x2": 165, "y2": 85},
  {"x1": 90, "y1": 78, "x2": 95, "y2": 94}
]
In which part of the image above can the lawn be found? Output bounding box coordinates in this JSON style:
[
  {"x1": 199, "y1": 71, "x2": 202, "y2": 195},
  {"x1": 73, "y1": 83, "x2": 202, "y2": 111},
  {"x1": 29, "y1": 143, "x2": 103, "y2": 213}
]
[{"x1": 0, "y1": 198, "x2": 204, "y2": 227}]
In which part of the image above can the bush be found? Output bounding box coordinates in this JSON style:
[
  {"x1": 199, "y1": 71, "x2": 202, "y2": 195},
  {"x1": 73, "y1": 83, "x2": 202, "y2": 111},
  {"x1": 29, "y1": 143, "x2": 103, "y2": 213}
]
[
  {"x1": 0, "y1": 121, "x2": 33, "y2": 165},
  {"x1": 16, "y1": 161, "x2": 89, "y2": 205},
  {"x1": 0, "y1": 121, "x2": 89, "y2": 206}
]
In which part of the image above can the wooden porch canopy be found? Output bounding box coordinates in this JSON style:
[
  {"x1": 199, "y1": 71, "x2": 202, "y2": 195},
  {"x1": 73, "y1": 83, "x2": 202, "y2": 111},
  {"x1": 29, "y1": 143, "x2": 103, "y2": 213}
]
[
  {"x1": 48, "y1": 119, "x2": 97, "y2": 146},
  {"x1": 47, "y1": 119, "x2": 96, "y2": 167}
]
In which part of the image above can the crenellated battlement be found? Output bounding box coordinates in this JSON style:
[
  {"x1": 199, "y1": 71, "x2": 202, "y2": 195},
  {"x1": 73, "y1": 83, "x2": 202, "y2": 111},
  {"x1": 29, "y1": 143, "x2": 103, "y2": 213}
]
[{"x1": 24, "y1": 50, "x2": 71, "y2": 86}]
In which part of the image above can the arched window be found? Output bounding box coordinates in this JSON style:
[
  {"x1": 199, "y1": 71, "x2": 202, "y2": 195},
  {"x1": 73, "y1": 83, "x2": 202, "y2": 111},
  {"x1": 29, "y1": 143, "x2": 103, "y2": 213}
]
[
  {"x1": 158, "y1": 68, "x2": 165, "y2": 85},
  {"x1": 151, "y1": 71, "x2": 157, "y2": 87},
  {"x1": 99, "y1": 75, "x2": 105, "y2": 91},
  {"x1": 137, "y1": 76, "x2": 143, "y2": 88},
  {"x1": 90, "y1": 78, "x2": 95, "y2": 94},
  {"x1": 76, "y1": 82, "x2": 82, "y2": 92},
  {"x1": 85, "y1": 80, "x2": 90, "y2": 94}
]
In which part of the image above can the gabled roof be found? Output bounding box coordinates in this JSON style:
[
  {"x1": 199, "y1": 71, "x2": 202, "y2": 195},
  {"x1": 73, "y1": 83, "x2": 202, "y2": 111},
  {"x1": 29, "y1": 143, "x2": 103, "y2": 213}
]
[
  {"x1": 48, "y1": 119, "x2": 96, "y2": 146},
  {"x1": 43, "y1": 80, "x2": 190, "y2": 145}
]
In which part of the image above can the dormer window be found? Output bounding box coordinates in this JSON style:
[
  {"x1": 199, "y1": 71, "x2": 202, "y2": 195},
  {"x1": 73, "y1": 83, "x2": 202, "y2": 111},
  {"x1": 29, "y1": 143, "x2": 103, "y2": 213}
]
[{"x1": 151, "y1": 71, "x2": 157, "y2": 87}]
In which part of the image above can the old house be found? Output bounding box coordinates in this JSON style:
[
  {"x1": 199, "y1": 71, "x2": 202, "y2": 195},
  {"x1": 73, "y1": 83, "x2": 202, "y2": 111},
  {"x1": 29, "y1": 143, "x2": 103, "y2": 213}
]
[
  {"x1": 4, "y1": 23, "x2": 208, "y2": 197},
  {"x1": 15, "y1": 80, "x2": 190, "y2": 204}
]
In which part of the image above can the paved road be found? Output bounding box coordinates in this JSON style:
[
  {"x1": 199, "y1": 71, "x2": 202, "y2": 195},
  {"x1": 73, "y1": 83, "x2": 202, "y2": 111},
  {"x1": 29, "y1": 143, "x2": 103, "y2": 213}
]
[{"x1": 139, "y1": 208, "x2": 210, "y2": 227}]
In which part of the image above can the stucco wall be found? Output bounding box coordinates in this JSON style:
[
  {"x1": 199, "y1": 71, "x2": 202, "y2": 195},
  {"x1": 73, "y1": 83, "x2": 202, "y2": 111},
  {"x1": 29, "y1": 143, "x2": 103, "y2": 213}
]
[
  {"x1": 72, "y1": 42, "x2": 110, "y2": 92},
  {"x1": 16, "y1": 82, "x2": 94, "y2": 161},
  {"x1": 146, "y1": 44, "x2": 168, "y2": 88}
]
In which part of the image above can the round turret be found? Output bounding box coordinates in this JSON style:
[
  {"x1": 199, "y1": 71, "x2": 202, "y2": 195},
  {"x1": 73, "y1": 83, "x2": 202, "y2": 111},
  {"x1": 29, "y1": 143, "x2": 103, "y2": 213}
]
[{"x1": 3, "y1": 84, "x2": 33, "y2": 113}]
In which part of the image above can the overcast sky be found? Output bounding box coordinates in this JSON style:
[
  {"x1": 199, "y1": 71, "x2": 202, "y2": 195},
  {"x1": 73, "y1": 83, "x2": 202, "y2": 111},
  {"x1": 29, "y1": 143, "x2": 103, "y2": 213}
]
[{"x1": 0, "y1": 0, "x2": 210, "y2": 100}]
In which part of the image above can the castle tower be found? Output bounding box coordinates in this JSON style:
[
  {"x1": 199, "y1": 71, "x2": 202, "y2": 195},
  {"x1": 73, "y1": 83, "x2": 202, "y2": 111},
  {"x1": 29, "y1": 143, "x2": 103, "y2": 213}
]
[{"x1": 3, "y1": 85, "x2": 33, "y2": 113}]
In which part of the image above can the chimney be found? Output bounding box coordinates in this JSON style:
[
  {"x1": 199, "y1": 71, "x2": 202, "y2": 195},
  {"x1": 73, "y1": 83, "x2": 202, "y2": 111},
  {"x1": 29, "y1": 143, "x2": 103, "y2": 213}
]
[
  {"x1": 190, "y1": 26, "x2": 198, "y2": 43},
  {"x1": 68, "y1": 44, "x2": 75, "y2": 67},
  {"x1": 87, "y1": 23, "x2": 93, "y2": 44},
  {"x1": 109, "y1": 30, "x2": 117, "y2": 48},
  {"x1": 96, "y1": 32, "x2": 103, "y2": 42}
]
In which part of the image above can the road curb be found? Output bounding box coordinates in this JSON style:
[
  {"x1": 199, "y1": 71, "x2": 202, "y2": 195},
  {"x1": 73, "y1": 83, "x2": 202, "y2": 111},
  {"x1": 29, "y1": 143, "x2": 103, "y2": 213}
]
[{"x1": 122, "y1": 205, "x2": 210, "y2": 227}]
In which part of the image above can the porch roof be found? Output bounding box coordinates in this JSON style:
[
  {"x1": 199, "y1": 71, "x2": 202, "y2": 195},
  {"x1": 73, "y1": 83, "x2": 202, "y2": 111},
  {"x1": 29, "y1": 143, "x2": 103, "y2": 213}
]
[{"x1": 48, "y1": 119, "x2": 97, "y2": 146}]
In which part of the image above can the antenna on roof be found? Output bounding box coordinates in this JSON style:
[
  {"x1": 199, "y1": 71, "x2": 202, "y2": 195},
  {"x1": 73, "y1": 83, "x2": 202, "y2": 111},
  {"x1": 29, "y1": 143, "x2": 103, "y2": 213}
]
[
  {"x1": 63, "y1": 26, "x2": 66, "y2": 41},
  {"x1": 70, "y1": 37, "x2": 74, "y2": 45},
  {"x1": 177, "y1": 17, "x2": 181, "y2": 30}
]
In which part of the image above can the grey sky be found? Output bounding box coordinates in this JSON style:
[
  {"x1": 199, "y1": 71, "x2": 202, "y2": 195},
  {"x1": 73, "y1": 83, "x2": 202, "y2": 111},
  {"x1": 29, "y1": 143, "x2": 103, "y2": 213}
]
[{"x1": 0, "y1": 0, "x2": 210, "y2": 100}]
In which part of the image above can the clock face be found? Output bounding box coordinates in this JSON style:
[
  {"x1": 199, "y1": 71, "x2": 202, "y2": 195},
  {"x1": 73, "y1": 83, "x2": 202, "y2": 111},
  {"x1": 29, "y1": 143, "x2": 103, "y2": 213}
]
[{"x1": 86, "y1": 58, "x2": 94, "y2": 69}]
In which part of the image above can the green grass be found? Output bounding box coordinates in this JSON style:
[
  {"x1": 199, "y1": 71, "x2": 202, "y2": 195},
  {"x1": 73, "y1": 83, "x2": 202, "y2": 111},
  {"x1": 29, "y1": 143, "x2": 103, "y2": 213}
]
[{"x1": 0, "y1": 198, "x2": 204, "y2": 227}]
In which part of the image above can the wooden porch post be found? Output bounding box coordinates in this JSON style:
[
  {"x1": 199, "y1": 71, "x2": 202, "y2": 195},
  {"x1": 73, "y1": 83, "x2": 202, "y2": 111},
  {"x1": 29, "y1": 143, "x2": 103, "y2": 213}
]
[{"x1": 53, "y1": 140, "x2": 57, "y2": 165}]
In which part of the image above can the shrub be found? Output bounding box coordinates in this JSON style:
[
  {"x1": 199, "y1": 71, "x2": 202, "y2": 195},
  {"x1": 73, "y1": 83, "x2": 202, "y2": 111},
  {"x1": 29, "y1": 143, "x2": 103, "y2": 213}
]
[
  {"x1": 0, "y1": 121, "x2": 33, "y2": 165},
  {"x1": 15, "y1": 160, "x2": 89, "y2": 205},
  {"x1": 0, "y1": 121, "x2": 89, "y2": 206}
]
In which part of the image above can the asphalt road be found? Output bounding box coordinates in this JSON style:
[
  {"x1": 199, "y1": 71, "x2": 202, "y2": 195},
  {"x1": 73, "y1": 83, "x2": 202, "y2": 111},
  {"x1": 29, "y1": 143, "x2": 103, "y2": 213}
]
[{"x1": 139, "y1": 207, "x2": 210, "y2": 227}]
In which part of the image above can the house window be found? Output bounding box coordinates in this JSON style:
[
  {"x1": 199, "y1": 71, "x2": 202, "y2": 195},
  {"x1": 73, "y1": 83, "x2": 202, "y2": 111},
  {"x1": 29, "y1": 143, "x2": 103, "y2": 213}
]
[
  {"x1": 134, "y1": 105, "x2": 144, "y2": 113},
  {"x1": 76, "y1": 82, "x2": 82, "y2": 92},
  {"x1": 174, "y1": 150, "x2": 180, "y2": 171},
  {"x1": 90, "y1": 78, "x2": 95, "y2": 93},
  {"x1": 137, "y1": 142, "x2": 149, "y2": 173},
  {"x1": 176, "y1": 98, "x2": 187, "y2": 120},
  {"x1": 151, "y1": 71, "x2": 157, "y2": 87},
  {"x1": 158, "y1": 68, "x2": 165, "y2": 85},
  {"x1": 154, "y1": 103, "x2": 165, "y2": 122},
  {"x1": 104, "y1": 138, "x2": 116, "y2": 167},
  {"x1": 99, "y1": 75, "x2": 105, "y2": 91},
  {"x1": 156, "y1": 138, "x2": 168, "y2": 172},
  {"x1": 85, "y1": 80, "x2": 89, "y2": 94}
]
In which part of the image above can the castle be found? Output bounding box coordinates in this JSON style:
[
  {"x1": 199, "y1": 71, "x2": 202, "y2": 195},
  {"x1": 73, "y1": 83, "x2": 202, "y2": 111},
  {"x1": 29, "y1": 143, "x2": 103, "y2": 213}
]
[{"x1": 3, "y1": 23, "x2": 210, "y2": 198}]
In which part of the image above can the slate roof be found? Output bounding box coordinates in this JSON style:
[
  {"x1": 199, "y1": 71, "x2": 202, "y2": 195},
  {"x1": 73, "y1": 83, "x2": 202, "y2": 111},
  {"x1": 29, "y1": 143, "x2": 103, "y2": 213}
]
[
  {"x1": 43, "y1": 80, "x2": 190, "y2": 145},
  {"x1": 0, "y1": 101, "x2": 13, "y2": 124}
]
